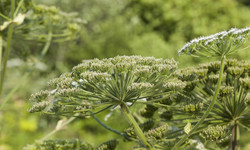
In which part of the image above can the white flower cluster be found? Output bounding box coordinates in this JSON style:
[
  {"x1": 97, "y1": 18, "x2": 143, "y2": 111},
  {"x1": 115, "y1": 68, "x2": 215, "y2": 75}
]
[
  {"x1": 178, "y1": 27, "x2": 250, "y2": 57},
  {"x1": 72, "y1": 55, "x2": 177, "y2": 79},
  {"x1": 128, "y1": 82, "x2": 154, "y2": 91},
  {"x1": 227, "y1": 66, "x2": 244, "y2": 76},
  {"x1": 29, "y1": 55, "x2": 179, "y2": 114},
  {"x1": 163, "y1": 80, "x2": 186, "y2": 90},
  {"x1": 80, "y1": 71, "x2": 111, "y2": 82},
  {"x1": 55, "y1": 88, "x2": 82, "y2": 97},
  {"x1": 245, "y1": 93, "x2": 250, "y2": 105},
  {"x1": 240, "y1": 77, "x2": 250, "y2": 89},
  {"x1": 29, "y1": 90, "x2": 49, "y2": 102},
  {"x1": 29, "y1": 101, "x2": 50, "y2": 113}
]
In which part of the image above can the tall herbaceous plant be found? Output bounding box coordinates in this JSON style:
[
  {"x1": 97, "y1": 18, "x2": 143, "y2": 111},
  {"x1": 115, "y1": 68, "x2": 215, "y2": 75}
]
[
  {"x1": 27, "y1": 27, "x2": 250, "y2": 150},
  {"x1": 172, "y1": 27, "x2": 250, "y2": 150},
  {"x1": 29, "y1": 56, "x2": 179, "y2": 149}
]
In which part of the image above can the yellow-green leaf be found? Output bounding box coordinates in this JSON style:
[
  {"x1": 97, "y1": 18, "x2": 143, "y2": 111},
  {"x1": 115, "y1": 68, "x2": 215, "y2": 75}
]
[{"x1": 184, "y1": 122, "x2": 192, "y2": 134}]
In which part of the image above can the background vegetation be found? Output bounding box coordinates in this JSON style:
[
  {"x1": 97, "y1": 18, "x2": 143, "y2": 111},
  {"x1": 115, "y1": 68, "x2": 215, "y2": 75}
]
[{"x1": 0, "y1": 0, "x2": 250, "y2": 149}]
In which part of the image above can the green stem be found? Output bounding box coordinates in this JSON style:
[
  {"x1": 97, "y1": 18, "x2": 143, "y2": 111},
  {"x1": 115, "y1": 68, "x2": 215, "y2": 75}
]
[
  {"x1": 0, "y1": 35, "x2": 2, "y2": 74},
  {"x1": 120, "y1": 103, "x2": 154, "y2": 149},
  {"x1": 0, "y1": 13, "x2": 11, "y2": 21},
  {"x1": 232, "y1": 121, "x2": 240, "y2": 150},
  {"x1": 0, "y1": 0, "x2": 15, "y2": 97},
  {"x1": 14, "y1": 0, "x2": 24, "y2": 17},
  {"x1": 40, "y1": 31, "x2": 52, "y2": 59},
  {"x1": 172, "y1": 56, "x2": 226, "y2": 150},
  {"x1": 92, "y1": 113, "x2": 132, "y2": 140}
]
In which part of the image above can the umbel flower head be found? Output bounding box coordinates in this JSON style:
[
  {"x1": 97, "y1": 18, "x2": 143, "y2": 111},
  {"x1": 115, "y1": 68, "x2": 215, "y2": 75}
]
[
  {"x1": 167, "y1": 59, "x2": 250, "y2": 143},
  {"x1": 29, "y1": 56, "x2": 178, "y2": 116},
  {"x1": 178, "y1": 27, "x2": 250, "y2": 57}
]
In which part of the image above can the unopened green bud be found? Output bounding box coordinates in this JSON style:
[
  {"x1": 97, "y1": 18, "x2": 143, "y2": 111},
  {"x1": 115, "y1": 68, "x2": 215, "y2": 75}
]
[
  {"x1": 128, "y1": 82, "x2": 153, "y2": 91},
  {"x1": 29, "y1": 90, "x2": 50, "y2": 102},
  {"x1": 240, "y1": 77, "x2": 250, "y2": 89},
  {"x1": 183, "y1": 103, "x2": 203, "y2": 113},
  {"x1": 133, "y1": 66, "x2": 152, "y2": 77},
  {"x1": 200, "y1": 125, "x2": 229, "y2": 143},
  {"x1": 163, "y1": 80, "x2": 186, "y2": 91},
  {"x1": 96, "y1": 140, "x2": 119, "y2": 150},
  {"x1": 146, "y1": 124, "x2": 168, "y2": 140},
  {"x1": 55, "y1": 88, "x2": 81, "y2": 97},
  {"x1": 245, "y1": 93, "x2": 250, "y2": 105},
  {"x1": 29, "y1": 101, "x2": 49, "y2": 113},
  {"x1": 219, "y1": 86, "x2": 234, "y2": 97},
  {"x1": 227, "y1": 66, "x2": 244, "y2": 77},
  {"x1": 80, "y1": 71, "x2": 111, "y2": 82}
]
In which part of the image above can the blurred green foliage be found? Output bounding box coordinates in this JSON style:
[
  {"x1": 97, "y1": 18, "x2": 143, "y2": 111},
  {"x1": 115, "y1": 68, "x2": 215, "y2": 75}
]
[{"x1": 0, "y1": 0, "x2": 250, "y2": 149}]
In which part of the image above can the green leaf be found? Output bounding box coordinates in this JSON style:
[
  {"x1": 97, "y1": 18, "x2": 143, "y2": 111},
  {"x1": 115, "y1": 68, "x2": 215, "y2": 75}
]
[{"x1": 184, "y1": 122, "x2": 192, "y2": 134}]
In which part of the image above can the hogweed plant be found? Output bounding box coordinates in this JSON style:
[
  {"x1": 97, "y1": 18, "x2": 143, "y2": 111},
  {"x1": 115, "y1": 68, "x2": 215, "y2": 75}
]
[
  {"x1": 173, "y1": 27, "x2": 250, "y2": 150},
  {"x1": 0, "y1": 0, "x2": 82, "y2": 109},
  {"x1": 166, "y1": 59, "x2": 250, "y2": 149},
  {"x1": 29, "y1": 55, "x2": 182, "y2": 149},
  {"x1": 27, "y1": 27, "x2": 250, "y2": 150}
]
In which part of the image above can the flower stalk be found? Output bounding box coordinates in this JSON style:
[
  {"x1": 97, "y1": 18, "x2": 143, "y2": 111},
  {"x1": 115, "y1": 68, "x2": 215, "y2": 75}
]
[
  {"x1": 120, "y1": 103, "x2": 153, "y2": 149},
  {"x1": 232, "y1": 121, "x2": 240, "y2": 150}
]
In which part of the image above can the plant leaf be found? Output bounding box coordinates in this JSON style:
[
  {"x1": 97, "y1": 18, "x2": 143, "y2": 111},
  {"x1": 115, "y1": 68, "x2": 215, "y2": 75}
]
[
  {"x1": 184, "y1": 122, "x2": 192, "y2": 134},
  {"x1": 0, "y1": 13, "x2": 25, "y2": 31}
]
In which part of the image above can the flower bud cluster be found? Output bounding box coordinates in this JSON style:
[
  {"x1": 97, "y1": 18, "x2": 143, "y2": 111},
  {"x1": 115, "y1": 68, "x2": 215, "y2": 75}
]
[
  {"x1": 124, "y1": 127, "x2": 137, "y2": 139},
  {"x1": 29, "y1": 101, "x2": 50, "y2": 113},
  {"x1": 239, "y1": 61, "x2": 250, "y2": 74},
  {"x1": 199, "y1": 61, "x2": 221, "y2": 73},
  {"x1": 178, "y1": 27, "x2": 250, "y2": 57},
  {"x1": 96, "y1": 140, "x2": 119, "y2": 150},
  {"x1": 219, "y1": 86, "x2": 234, "y2": 97},
  {"x1": 49, "y1": 77, "x2": 74, "y2": 89},
  {"x1": 29, "y1": 90, "x2": 49, "y2": 102},
  {"x1": 80, "y1": 71, "x2": 111, "y2": 82},
  {"x1": 227, "y1": 66, "x2": 244, "y2": 77},
  {"x1": 24, "y1": 3, "x2": 82, "y2": 42},
  {"x1": 176, "y1": 68, "x2": 207, "y2": 82},
  {"x1": 208, "y1": 74, "x2": 226, "y2": 84},
  {"x1": 133, "y1": 65, "x2": 153, "y2": 77},
  {"x1": 176, "y1": 68, "x2": 198, "y2": 81},
  {"x1": 30, "y1": 55, "x2": 178, "y2": 115},
  {"x1": 146, "y1": 124, "x2": 168, "y2": 140},
  {"x1": 240, "y1": 77, "x2": 250, "y2": 89},
  {"x1": 199, "y1": 125, "x2": 229, "y2": 143},
  {"x1": 33, "y1": 5, "x2": 58, "y2": 14},
  {"x1": 55, "y1": 88, "x2": 82, "y2": 97},
  {"x1": 163, "y1": 80, "x2": 186, "y2": 91},
  {"x1": 128, "y1": 82, "x2": 153, "y2": 91},
  {"x1": 183, "y1": 103, "x2": 204, "y2": 113}
]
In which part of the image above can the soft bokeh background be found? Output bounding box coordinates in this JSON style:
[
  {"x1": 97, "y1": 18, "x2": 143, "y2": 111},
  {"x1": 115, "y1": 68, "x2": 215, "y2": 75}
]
[{"x1": 0, "y1": 0, "x2": 250, "y2": 149}]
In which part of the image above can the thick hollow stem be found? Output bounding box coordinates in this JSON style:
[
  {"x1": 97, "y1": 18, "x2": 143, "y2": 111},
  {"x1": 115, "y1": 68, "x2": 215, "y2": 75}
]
[
  {"x1": 172, "y1": 56, "x2": 226, "y2": 150},
  {"x1": 120, "y1": 103, "x2": 153, "y2": 149},
  {"x1": 232, "y1": 122, "x2": 240, "y2": 150}
]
